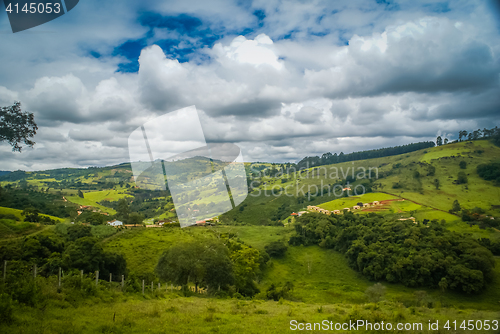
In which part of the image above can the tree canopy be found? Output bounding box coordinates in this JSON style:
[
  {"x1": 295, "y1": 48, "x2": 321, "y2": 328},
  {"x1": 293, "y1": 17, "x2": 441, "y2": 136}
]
[
  {"x1": 0, "y1": 102, "x2": 38, "y2": 152},
  {"x1": 289, "y1": 212, "x2": 494, "y2": 294},
  {"x1": 156, "y1": 239, "x2": 234, "y2": 292}
]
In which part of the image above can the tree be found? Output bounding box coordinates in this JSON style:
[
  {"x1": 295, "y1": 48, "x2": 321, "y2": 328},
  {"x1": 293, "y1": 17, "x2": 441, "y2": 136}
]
[
  {"x1": 230, "y1": 246, "x2": 261, "y2": 296},
  {"x1": 458, "y1": 130, "x2": 467, "y2": 142},
  {"x1": 156, "y1": 239, "x2": 233, "y2": 292},
  {"x1": 22, "y1": 207, "x2": 39, "y2": 222},
  {"x1": 264, "y1": 241, "x2": 288, "y2": 258},
  {"x1": 67, "y1": 224, "x2": 92, "y2": 241},
  {"x1": 457, "y1": 171, "x2": 468, "y2": 184},
  {"x1": 0, "y1": 102, "x2": 38, "y2": 152},
  {"x1": 444, "y1": 138, "x2": 448, "y2": 144},
  {"x1": 451, "y1": 200, "x2": 461, "y2": 213},
  {"x1": 433, "y1": 179, "x2": 440, "y2": 190},
  {"x1": 77, "y1": 189, "x2": 84, "y2": 198},
  {"x1": 116, "y1": 199, "x2": 130, "y2": 222},
  {"x1": 128, "y1": 212, "x2": 143, "y2": 226},
  {"x1": 459, "y1": 161, "x2": 467, "y2": 169},
  {"x1": 427, "y1": 165, "x2": 436, "y2": 176},
  {"x1": 436, "y1": 136, "x2": 443, "y2": 146}
]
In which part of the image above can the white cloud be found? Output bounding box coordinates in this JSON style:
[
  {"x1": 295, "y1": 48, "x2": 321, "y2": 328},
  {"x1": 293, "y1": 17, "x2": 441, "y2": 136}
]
[{"x1": 1, "y1": 1, "x2": 499, "y2": 170}]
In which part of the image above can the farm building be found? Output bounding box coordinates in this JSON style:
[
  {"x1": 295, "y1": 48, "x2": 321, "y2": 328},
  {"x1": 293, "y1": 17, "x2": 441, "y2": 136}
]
[
  {"x1": 372, "y1": 201, "x2": 380, "y2": 205},
  {"x1": 352, "y1": 205, "x2": 361, "y2": 210},
  {"x1": 297, "y1": 211, "x2": 307, "y2": 216},
  {"x1": 343, "y1": 208, "x2": 350, "y2": 212},
  {"x1": 363, "y1": 203, "x2": 370, "y2": 208},
  {"x1": 333, "y1": 210, "x2": 341, "y2": 214},
  {"x1": 107, "y1": 220, "x2": 123, "y2": 227},
  {"x1": 398, "y1": 217, "x2": 416, "y2": 223},
  {"x1": 290, "y1": 212, "x2": 298, "y2": 216}
]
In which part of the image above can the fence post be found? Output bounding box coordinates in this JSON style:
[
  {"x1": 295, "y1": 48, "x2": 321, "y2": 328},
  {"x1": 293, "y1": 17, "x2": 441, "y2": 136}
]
[
  {"x1": 121, "y1": 275, "x2": 124, "y2": 290},
  {"x1": 158, "y1": 282, "x2": 160, "y2": 290},
  {"x1": 58, "y1": 267, "x2": 61, "y2": 287},
  {"x1": 170, "y1": 284, "x2": 173, "y2": 292},
  {"x1": 151, "y1": 282, "x2": 153, "y2": 293},
  {"x1": 3, "y1": 260, "x2": 6, "y2": 281},
  {"x1": 81, "y1": 270, "x2": 83, "y2": 280},
  {"x1": 142, "y1": 280, "x2": 144, "y2": 295},
  {"x1": 33, "y1": 264, "x2": 37, "y2": 278},
  {"x1": 95, "y1": 271, "x2": 99, "y2": 286},
  {"x1": 109, "y1": 273, "x2": 112, "y2": 284}
]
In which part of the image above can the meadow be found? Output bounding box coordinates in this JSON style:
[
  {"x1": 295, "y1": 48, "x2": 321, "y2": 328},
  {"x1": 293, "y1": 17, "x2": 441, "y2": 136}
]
[
  {"x1": 102, "y1": 225, "x2": 500, "y2": 312},
  {"x1": 1, "y1": 139, "x2": 500, "y2": 333},
  {"x1": 3, "y1": 293, "x2": 500, "y2": 334}
]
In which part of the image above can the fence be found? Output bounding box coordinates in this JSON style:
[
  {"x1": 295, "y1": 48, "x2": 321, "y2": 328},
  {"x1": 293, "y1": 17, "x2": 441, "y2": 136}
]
[{"x1": 2, "y1": 260, "x2": 207, "y2": 295}]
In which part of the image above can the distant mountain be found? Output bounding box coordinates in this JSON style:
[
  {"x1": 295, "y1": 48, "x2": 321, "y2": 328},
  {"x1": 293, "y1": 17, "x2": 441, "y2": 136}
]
[{"x1": 0, "y1": 171, "x2": 10, "y2": 177}]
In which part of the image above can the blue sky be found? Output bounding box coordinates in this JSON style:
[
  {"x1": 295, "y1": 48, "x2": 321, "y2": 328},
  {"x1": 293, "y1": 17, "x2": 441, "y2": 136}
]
[{"x1": 0, "y1": 0, "x2": 499, "y2": 170}]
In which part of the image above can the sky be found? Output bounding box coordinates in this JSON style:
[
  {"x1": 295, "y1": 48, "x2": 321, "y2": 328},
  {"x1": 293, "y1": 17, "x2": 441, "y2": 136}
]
[{"x1": 0, "y1": 0, "x2": 499, "y2": 171}]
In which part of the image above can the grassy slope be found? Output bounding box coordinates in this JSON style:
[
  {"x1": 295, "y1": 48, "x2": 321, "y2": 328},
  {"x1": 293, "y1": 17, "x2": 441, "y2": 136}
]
[
  {"x1": 65, "y1": 189, "x2": 133, "y2": 215},
  {"x1": 4, "y1": 294, "x2": 500, "y2": 334},
  {"x1": 0, "y1": 206, "x2": 65, "y2": 222},
  {"x1": 104, "y1": 225, "x2": 500, "y2": 311},
  {"x1": 379, "y1": 140, "x2": 500, "y2": 214},
  {"x1": 318, "y1": 192, "x2": 399, "y2": 211}
]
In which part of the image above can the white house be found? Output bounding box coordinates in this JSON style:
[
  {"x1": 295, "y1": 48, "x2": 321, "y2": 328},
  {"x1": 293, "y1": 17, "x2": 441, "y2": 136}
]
[{"x1": 107, "y1": 219, "x2": 123, "y2": 227}]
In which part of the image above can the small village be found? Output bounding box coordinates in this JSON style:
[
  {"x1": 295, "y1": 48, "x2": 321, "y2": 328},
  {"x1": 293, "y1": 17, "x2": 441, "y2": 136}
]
[{"x1": 304, "y1": 200, "x2": 380, "y2": 215}]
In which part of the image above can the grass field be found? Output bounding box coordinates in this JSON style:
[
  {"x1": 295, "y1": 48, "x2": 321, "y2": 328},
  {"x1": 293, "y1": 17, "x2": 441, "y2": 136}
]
[
  {"x1": 317, "y1": 192, "x2": 399, "y2": 211},
  {"x1": 103, "y1": 225, "x2": 500, "y2": 312},
  {"x1": 3, "y1": 292, "x2": 500, "y2": 334},
  {"x1": 0, "y1": 206, "x2": 65, "y2": 223}
]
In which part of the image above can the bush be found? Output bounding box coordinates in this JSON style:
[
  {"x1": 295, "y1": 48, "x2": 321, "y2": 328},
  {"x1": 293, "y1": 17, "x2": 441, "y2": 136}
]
[
  {"x1": 0, "y1": 213, "x2": 19, "y2": 221},
  {"x1": 264, "y1": 241, "x2": 288, "y2": 258},
  {"x1": 456, "y1": 172, "x2": 468, "y2": 184},
  {"x1": 0, "y1": 293, "x2": 14, "y2": 324},
  {"x1": 365, "y1": 283, "x2": 386, "y2": 302},
  {"x1": 459, "y1": 161, "x2": 467, "y2": 169}
]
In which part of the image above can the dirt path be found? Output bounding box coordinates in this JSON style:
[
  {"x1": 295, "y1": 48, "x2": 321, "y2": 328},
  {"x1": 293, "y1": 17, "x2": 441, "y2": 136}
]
[
  {"x1": 378, "y1": 191, "x2": 462, "y2": 218},
  {"x1": 0, "y1": 225, "x2": 52, "y2": 244}
]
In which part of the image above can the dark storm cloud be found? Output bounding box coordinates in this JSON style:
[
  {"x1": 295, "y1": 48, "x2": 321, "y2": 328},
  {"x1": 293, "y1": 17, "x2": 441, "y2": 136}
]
[{"x1": 1, "y1": 0, "x2": 500, "y2": 170}]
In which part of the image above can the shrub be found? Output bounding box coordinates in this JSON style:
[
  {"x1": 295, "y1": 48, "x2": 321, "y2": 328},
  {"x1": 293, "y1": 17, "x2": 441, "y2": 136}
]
[
  {"x1": 0, "y1": 294, "x2": 14, "y2": 324},
  {"x1": 365, "y1": 283, "x2": 386, "y2": 303},
  {"x1": 456, "y1": 172, "x2": 468, "y2": 184},
  {"x1": 264, "y1": 241, "x2": 288, "y2": 258}
]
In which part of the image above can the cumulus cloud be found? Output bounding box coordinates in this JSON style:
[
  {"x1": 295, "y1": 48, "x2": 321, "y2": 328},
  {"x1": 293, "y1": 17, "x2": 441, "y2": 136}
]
[{"x1": 1, "y1": 0, "x2": 499, "y2": 170}]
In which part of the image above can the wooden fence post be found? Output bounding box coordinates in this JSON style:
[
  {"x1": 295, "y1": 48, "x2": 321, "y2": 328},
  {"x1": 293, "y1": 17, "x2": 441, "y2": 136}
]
[
  {"x1": 158, "y1": 282, "x2": 160, "y2": 290},
  {"x1": 3, "y1": 260, "x2": 6, "y2": 281},
  {"x1": 142, "y1": 280, "x2": 144, "y2": 295},
  {"x1": 58, "y1": 267, "x2": 61, "y2": 287},
  {"x1": 95, "y1": 271, "x2": 99, "y2": 286},
  {"x1": 109, "y1": 273, "x2": 112, "y2": 284},
  {"x1": 33, "y1": 264, "x2": 37, "y2": 278},
  {"x1": 151, "y1": 282, "x2": 153, "y2": 293},
  {"x1": 121, "y1": 275, "x2": 124, "y2": 290},
  {"x1": 81, "y1": 270, "x2": 83, "y2": 280}
]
